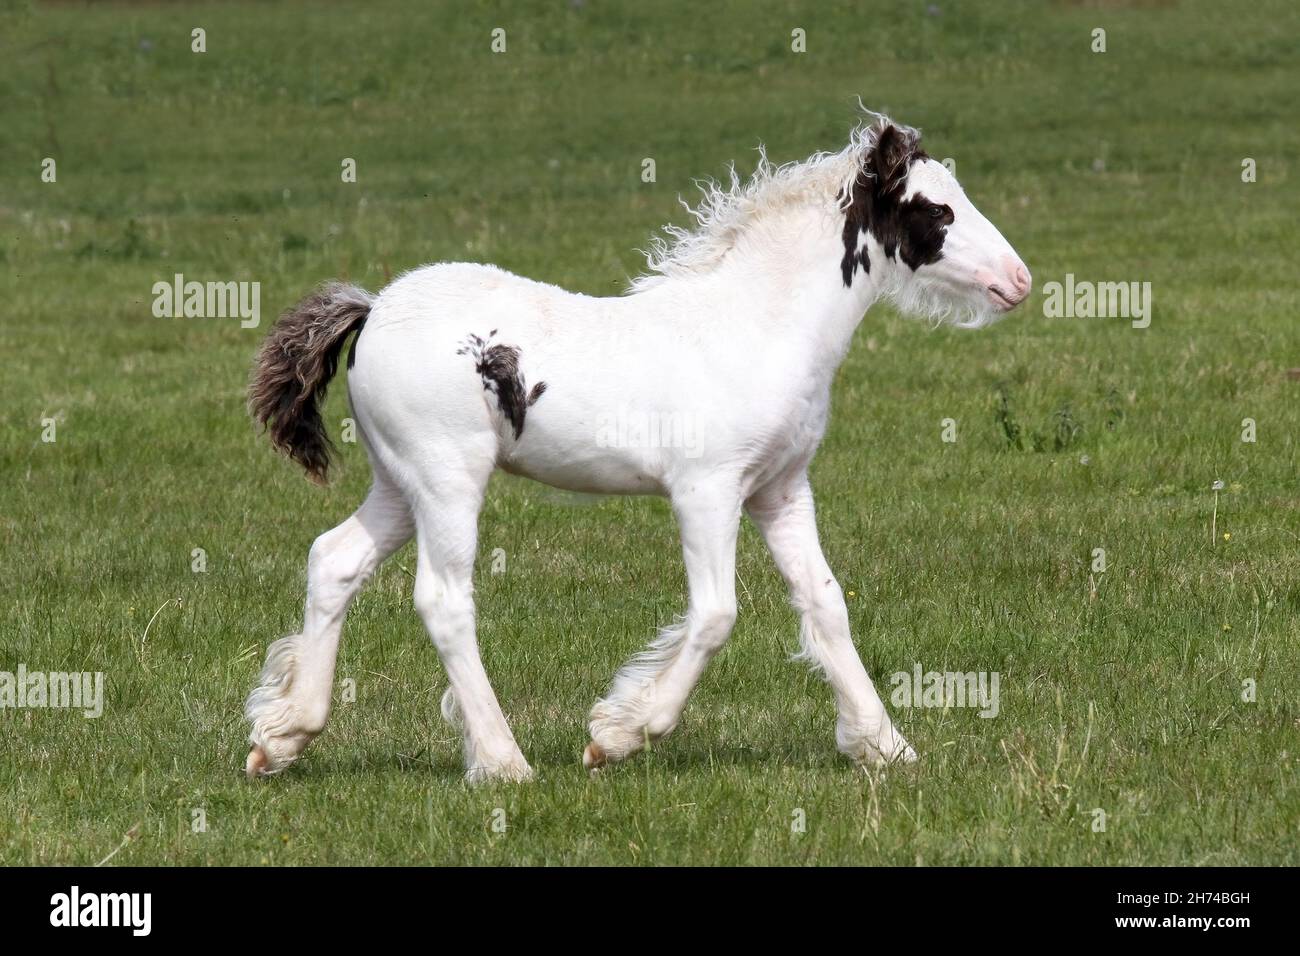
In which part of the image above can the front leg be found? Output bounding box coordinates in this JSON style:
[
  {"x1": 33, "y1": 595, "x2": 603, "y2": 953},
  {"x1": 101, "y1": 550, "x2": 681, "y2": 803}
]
[
  {"x1": 747, "y1": 473, "x2": 916, "y2": 767},
  {"x1": 586, "y1": 486, "x2": 741, "y2": 767}
]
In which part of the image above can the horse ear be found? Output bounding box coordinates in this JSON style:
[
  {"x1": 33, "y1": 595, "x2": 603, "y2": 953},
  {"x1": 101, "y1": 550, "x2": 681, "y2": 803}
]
[{"x1": 871, "y1": 123, "x2": 915, "y2": 197}]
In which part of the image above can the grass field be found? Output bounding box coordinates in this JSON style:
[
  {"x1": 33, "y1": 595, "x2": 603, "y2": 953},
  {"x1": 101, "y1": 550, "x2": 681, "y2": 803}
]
[{"x1": 2, "y1": 0, "x2": 1298, "y2": 865}]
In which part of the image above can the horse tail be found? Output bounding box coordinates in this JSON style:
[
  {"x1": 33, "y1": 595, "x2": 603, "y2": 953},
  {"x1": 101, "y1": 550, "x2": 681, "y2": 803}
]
[{"x1": 248, "y1": 282, "x2": 373, "y2": 484}]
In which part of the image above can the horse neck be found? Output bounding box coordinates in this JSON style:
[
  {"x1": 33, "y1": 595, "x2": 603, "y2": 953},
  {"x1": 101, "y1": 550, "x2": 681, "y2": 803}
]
[{"x1": 673, "y1": 201, "x2": 884, "y2": 384}]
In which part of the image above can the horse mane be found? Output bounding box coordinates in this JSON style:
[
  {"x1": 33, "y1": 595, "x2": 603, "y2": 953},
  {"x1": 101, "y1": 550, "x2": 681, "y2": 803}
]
[{"x1": 628, "y1": 110, "x2": 919, "y2": 292}]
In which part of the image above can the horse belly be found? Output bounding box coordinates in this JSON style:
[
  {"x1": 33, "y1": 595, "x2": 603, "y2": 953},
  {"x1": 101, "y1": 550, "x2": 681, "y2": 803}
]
[{"x1": 499, "y1": 416, "x2": 669, "y2": 496}]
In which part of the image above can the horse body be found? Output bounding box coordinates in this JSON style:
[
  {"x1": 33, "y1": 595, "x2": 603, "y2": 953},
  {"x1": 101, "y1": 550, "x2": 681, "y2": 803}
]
[{"x1": 243, "y1": 115, "x2": 1031, "y2": 781}]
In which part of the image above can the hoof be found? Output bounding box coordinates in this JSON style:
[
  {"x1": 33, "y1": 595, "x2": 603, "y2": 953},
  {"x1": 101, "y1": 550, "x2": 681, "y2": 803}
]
[
  {"x1": 859, "y1": 745, "x2": 918, "y2": 770},
  {"x1": 245, "y1": 745, "x2": 270, "y2": 779},
  {"x1": 464, "y1": 759, "x2": 534, "y2": 785},
  {"x1": 582, "y1": 741, "x2": 607, "y2": 771}
]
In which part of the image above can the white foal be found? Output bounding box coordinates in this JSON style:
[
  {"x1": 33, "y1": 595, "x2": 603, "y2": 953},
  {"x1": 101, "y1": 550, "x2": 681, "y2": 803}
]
[{"x1": 243, "y1": 113, "x2": 1030, "y2": 782}]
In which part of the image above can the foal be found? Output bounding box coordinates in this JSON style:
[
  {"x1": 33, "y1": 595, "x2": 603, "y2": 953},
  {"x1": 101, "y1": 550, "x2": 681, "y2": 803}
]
[{"x1": 244, "y1": 115, "x2": 1031, "y2": 781}]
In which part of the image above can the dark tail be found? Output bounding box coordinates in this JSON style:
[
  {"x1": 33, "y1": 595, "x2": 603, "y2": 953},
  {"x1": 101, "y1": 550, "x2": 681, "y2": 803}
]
[{"x1": 248, "y1": 282, "x2": 373, "y2": 484}]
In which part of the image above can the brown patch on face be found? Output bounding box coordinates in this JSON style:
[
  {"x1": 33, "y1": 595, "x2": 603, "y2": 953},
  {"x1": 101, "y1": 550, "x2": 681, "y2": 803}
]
[{"x1": 840, "y1": 123, "x2": 951, "y2": 286}]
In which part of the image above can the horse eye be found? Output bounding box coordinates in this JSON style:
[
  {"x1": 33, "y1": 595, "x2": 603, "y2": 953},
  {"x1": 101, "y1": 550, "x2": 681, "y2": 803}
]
[{"x1": 929, "y1": 204, "x2": 946, "y2": 219}]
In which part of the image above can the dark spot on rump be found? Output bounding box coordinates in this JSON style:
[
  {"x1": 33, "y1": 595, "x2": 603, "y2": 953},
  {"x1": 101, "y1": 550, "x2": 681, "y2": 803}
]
[
  {"x1": 840, "y1": 123, "x2": 951, "y2": 287},
  {"x1": 477, "y1": 345, "x2": 528, "y2": 439},
  {"x1": 455, "y1": 333, "x2": 485, "y2": 357},
  {"x1": 459, "y1": 334, "x2": 545, "y2": 439}
]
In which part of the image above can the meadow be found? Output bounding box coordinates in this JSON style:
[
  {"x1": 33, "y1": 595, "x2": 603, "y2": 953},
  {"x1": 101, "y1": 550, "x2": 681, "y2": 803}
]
[{"x1": 1, "y1": 0, "x2": 1298, "y2": 865}]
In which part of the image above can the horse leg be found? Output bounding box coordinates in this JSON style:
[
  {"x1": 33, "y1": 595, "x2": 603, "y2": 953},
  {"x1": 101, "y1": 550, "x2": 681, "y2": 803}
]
[
  {"x1": 246, "y1": 469, "x2": 413, "y2": 776},
  {"x1": 408, "y1": 452, "x2": 532, "y2": 783},
  {"x1": 747, "y1": 473, "x2": 916, "y2": 767},
  {"x1": 586, "y1": 486, "x2": 740, "y2": 767}
]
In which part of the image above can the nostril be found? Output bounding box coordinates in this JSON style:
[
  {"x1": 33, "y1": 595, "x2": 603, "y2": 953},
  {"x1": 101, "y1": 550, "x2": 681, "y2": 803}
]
[{"x1": 997, "y1": 257, "x2": 1031, "y2": 299}]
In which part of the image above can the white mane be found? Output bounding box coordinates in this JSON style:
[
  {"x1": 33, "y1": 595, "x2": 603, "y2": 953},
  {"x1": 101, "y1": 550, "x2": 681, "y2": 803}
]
[{"x1": 628, "y1": 114, "x2": 902, "y2": 293}]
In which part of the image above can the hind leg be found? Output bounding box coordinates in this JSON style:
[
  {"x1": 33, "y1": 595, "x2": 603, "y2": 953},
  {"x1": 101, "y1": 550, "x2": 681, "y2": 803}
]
[
  {"x1": 408, "y1": 452, "x2": 532, "y2": 783},
  {"x1": 245, "y1": 470, "x2": 413, "y2": 776}
]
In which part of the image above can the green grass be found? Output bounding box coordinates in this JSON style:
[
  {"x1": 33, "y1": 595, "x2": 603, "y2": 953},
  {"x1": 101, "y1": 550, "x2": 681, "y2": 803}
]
[{"x1": 2, "y1": 0, "x2": 1298, "y2": 865}]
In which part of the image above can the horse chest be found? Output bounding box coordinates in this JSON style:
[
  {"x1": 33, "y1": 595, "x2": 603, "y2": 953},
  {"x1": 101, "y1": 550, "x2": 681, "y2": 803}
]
[{"x1": 743, "y1": 386, "x2": 832, "y2": 481}]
